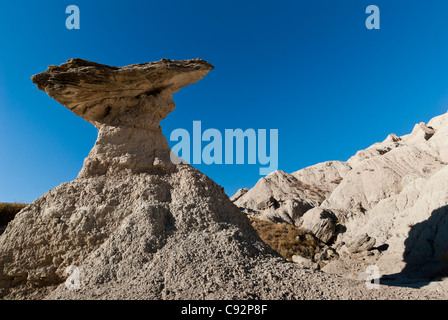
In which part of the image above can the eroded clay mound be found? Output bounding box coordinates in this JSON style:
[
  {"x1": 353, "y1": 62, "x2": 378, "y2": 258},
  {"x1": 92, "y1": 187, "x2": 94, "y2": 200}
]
[{"x1": 233, "y1": 110, "x2": 448, "y2": 280}]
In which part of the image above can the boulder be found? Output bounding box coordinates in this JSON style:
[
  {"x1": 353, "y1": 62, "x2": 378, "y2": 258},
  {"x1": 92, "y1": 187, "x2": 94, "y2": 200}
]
[
  {"x1": 292, "y1": 255, "x2": 319, "y2": 270},
  {"x1": 300, "y1": 208, "x2": 337, "y2": 244},
  {"x1": 348, "y1": 233, "x2": 376, "y2": 254}
]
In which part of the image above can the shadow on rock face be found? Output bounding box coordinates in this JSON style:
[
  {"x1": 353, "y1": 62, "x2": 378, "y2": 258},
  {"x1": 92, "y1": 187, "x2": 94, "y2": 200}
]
[{"x1": 380, "y1": 205, "x2": 448, "y2": 288}]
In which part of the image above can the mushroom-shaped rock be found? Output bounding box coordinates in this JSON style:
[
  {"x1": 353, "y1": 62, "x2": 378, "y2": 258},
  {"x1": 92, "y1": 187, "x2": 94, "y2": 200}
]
[{"x1": 31, "y1": 58, "x2": 214, "y2": 178}]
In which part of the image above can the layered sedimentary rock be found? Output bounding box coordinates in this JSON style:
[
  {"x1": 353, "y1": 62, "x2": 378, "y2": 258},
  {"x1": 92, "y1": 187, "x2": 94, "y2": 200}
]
[
  {"x1": 232, "y1": 162, "x2": 350, "y2": 242},
  {"x1": 0, "y1": 58, "x2": 230, "y2": 298},
  {"x1": 232, "y1": 162, "x2": 350, "y2": 226},
  {"x1": 234, "y1": 111, "x2": 448, "y2": 279},
  {"x1": 323, "y1": 112, "x2": 448, "y2": 278},
  {"x1": 32, "y1": 58, "x2": 214, "y2": 178},
  {"x1": 0, "y1": 58, "x2": 445, "y2": 300},
  {"x1": 232, "y1": 170, "x2": 322, "y2": 225}
]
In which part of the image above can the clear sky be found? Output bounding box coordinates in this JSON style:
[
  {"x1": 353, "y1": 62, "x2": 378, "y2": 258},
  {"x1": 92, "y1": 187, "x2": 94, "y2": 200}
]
[{"x1": 1, "y1": 0, "x2": 448, "y2": 203}]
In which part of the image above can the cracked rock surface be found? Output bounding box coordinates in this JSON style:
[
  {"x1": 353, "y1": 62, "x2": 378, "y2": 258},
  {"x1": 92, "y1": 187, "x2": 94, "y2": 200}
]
[{"x1": 233, "y1": 109, "x2": 448, "y2": 283}]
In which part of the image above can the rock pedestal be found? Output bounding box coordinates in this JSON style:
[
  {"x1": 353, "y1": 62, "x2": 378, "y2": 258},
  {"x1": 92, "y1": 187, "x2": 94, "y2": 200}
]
[{"x1": 32, "y1": 58, "x2": 214, "y2": 177}]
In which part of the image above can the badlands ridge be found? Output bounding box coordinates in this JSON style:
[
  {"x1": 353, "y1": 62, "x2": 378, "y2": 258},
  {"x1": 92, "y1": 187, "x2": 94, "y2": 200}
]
[{"x1": 0, "y1": 58, "x2": 447, "y2": 299}]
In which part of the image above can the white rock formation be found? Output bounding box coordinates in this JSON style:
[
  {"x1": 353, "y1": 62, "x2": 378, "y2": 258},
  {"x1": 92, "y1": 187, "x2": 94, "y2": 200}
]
[
  {"x1": 233, "y1": 162, "x2": 350, "y2": 225},
  {"x1": 322, "y1": 113, "x2": 448, "y2": 278},
  {"x1": 292, "y1": 161, "x2": 352, "y2": 199},
  {"x1": 301, "y1": 208, "x2": 337, "y2": 244},
  {"x1": 1, "y1": 58, "x2": 446, "y2": 300},
  {"x1": 234, "y1": 110, "x2": 448, "y2": 281},
  {"x1": 229, "y1": 188, "x2": 249, "y2": 202}
]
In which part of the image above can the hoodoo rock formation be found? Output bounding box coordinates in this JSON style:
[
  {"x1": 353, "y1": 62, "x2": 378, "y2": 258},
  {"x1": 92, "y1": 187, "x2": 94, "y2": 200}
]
[
  {"x1": 0, "y1": 58, "x2": 445, "y2": 299},
  {"x1": 31, "y1": 58, "x2": 214, "y2": 178}
]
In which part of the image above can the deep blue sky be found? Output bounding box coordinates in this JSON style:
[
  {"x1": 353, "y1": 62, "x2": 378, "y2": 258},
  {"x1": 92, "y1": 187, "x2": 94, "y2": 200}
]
[{"x1": 1, "y1": 1, "x2": 448, "y2": 203}]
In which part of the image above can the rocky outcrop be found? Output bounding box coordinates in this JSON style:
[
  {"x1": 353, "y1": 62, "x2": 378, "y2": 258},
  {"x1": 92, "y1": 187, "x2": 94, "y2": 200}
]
[
  {"x1": 322, "y1": 112, "x2": 448, "y2": 278},
  {"x1": 292, "y1": 161, "x2": 351, "y2": 199},
  {"x1": 0, "y1": 203, "x2": 27, "y2": 234},
  {"x1": 3, "y1": 58, "x2": 438, "y2": 300},
  {"x1": 229, "y1": 188, "x2": 249, "y2": 202},
  {"x1": 2, "y1": 58, "x2": 447, "y2": 300},
  {"x1": 347, "y1": 234, "x2": 376, "y2": 254},
  {"x1": 232, "y1": 163, "x2": 350, "y2": 225},
  {"x1": 233, "y1": 170, "x2": 320, "y2": 224},
  {"x1": 300, "y1": 208, "x2": 338, "y2": 244},
  {"x1": 234, "y1": 111, "x2": 448, "y2": 281}
]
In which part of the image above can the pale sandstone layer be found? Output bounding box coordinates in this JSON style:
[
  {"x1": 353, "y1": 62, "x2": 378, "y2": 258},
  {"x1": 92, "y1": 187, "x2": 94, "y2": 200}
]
[
  {"x1": 233, "y1": 110, "x2": 448, "y2": 285},
  {"x1": 0, "y1": 59, "x2": 446, "y2": 299}
]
